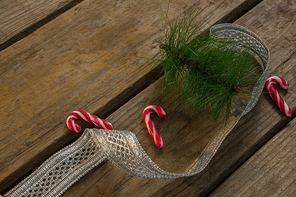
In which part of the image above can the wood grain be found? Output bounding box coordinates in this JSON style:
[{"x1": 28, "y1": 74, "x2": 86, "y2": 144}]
[
  {"x1": 210, "y1": 117, "x2": 296, "y2": 197},
  {"x1": 0, "y1": 0, "x2": 259, "y2": 193},
  {"x1": 61, "y1": 0, "x2": 296, "y2": 196},
  {"x1": 0, "y1": 0, "x2": 84, "y2": 50}
]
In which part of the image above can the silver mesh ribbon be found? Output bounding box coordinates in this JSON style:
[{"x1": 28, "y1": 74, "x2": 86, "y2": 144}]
[{"x1": 5, "y1": 23, "x2": 269, "y2": 197}]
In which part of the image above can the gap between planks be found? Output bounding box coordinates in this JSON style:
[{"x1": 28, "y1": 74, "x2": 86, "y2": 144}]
[
  {"x1": 0, "y1": 0, "x2": 84, "y2": 51},
  {"x1": 208, "y1": 112, "x2": 296, "y2": 196},
  {"x1": 210, "y1": 116, "x2": 296, "y2": 196},
  {"x1": 0, "y1": 0, "x2": 263, "y2": 52}
]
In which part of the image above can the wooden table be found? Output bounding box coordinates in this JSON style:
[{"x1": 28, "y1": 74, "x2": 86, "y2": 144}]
[{"x1": 1, "y1": 0, "x2": 295, "y2": 196}]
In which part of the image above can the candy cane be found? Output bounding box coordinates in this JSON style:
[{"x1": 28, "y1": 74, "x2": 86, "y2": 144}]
[
  {"x1": 66, "y1": 110, "x2": 113, "y2": 133},
  {"x1": 265, "y1": 76, "x2": 292, "y2": 117},
  {"x1": 143, "y1": 105, "x2": 166, "y2": 148}
]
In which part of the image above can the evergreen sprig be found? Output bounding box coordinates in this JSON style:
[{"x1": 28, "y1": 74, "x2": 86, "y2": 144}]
[{"x1": 153, "y1": 9, "x2": 261, "y2": 123}]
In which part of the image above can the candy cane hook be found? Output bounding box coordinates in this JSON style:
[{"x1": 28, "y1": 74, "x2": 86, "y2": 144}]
[
  {"x1": 265, "y1": 76, "x2": 292, "y2": 117},
  {"x1": 143, "y1": 105, "x2": 166, "y2": 148},
  {"x1": 66, "y1": 110, "x2": 113, "y2": 133}
]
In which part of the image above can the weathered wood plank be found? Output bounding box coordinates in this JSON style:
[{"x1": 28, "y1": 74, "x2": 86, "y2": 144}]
[
  {"x1": 0, "y1": 0, "x2": 260, "y2": 194},
  {"x1": 61, "y1": 0, "x2": 296, "y2": 196},
  {"x1": 0, "y1": 0, "x2": 84, "y2": 50},
  {"x1": 210, "y1": 117, "x2": 296, "y2": 197}
]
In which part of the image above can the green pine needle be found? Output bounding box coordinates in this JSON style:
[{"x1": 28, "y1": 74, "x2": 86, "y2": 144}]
[{"x1": 152, "y1": 9, "x2": 261, "y2": 123}]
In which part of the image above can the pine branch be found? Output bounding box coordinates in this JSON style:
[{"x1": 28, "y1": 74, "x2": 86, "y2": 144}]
[{"x1": 152, "y1": 8, "x2": 261, "y2": 123}]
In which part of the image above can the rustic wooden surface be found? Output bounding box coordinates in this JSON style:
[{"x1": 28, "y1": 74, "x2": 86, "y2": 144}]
[
  {"x1": 0, "y1": 0, "x2": 84, "y2": 50},
  {"x1": 1, "y1": 0, "x2": 295, "y2": 196},
  {"x1": 210, "y1": 118, "x2": 296, "y2": 197},
  {"x1": 0, "y1": 0, "x2": 263, "y2": 194},
  {"x1": 149, "y1": 0, "x2": 296, "y2": 196},
  {"x1": 62, "y1": 0, "x2": 296, "y2": 196}
]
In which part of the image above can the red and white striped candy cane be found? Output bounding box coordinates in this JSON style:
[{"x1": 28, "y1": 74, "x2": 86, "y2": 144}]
[
  {"x1": 143, "y1": 105, "x2": 166, "y2": 148},
  {"x1": 265, "y1": 76, "x2": 292, "y2": 117},
  {"x1": 66, "y1": 110, "x2": 113, "y2": 133}
]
